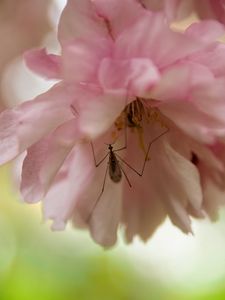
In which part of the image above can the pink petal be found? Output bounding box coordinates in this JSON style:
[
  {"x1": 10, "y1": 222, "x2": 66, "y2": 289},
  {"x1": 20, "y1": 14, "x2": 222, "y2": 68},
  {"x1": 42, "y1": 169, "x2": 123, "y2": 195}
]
[
  {"x1": 123, "y1": 126, "x2": 202, "y2": 235},
  {"x1": 191, "y1": 79, "x2": 225, "y2": 122},
  {"x1": 115, "y1": 12, "x2": 206, "y2": 68},
  {"x1": 150, "y1": 65, "x2": 190, "y2": 102},
  {"x1": 43, "y1": 143, "x2": 95, "y2": 230},
  {"x1": 74, "y1": 85, "x2": 127, "y2": 139},
  {"x1": 122, "y1": 146, "x2": 166, "y2": 242},
  {"x1": 150, "y1": 62, "x2": 214, "y2": 103},
  {"x1": 188, "y1": 43, "x2": 225, "y2": 77},
  {"x1": 156, "y1": 140, "x2": 202, "y2": 233},
  {"x1": 21, "y1": 119, "x2": 80, "y2": 203},
  {"x1": 98, "y1": 57, "x2": 160, "y2": 97},
  {"x1": 58, "y1": 0, "x2": 108, "y2": 43},
  {"x1": 92, "y1": 0, "x2": 144, "y2": 38},
  {"x1": 24, "y1": 48, "x2": 62, "y2": 79},
  {"x1": 185, "y1": 20, "x2": 225, "y2": 43},
  {"x1": 0, "y1": 84, "x2": 74, "y2": 164},
  {"x1": 43, "y1": 176, "x2": 72, "y2": 231},
  {"x1": 62, "y1": 38, "x2": 112, "y2": 84},
  {"x1": 202, "y1": 177, "x2": 225, "y2": 220},
  {"x1": 160, "y1": 102, "x2": 224, "y2": 144},
  {"x1": 158, "y1": 78, "x2": 225, "y2": 143},
  {"x1": 72, "y1": 138, "x2": 124, "y2": 247},
  {"x1": 88, "y1": 178, "x2": 122, "y2": 247}
]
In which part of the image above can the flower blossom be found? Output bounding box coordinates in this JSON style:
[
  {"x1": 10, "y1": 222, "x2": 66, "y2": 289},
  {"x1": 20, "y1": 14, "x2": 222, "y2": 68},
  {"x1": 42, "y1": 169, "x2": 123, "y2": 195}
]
[{"x1": 1, "y1": 0, "x2": 225, "y2": 247}]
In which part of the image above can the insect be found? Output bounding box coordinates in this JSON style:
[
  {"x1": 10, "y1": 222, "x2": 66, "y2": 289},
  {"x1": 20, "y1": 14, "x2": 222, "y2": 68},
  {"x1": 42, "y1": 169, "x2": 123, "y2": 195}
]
[{"x1": 87, "y1": 127, "x2": 168, "y2": 221}]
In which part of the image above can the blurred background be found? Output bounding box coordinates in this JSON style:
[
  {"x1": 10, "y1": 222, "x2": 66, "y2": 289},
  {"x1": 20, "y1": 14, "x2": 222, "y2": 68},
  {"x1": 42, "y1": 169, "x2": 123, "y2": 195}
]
[{"x1": 1, "y1": 1, "x2": 225, "y2": 299}]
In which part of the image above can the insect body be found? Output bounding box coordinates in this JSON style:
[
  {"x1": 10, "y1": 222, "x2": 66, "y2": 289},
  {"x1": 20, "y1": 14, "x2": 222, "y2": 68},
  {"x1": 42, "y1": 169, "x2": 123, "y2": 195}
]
[
  {"x1": 88, "y1": 112, "x2": 169, "y2": 222},
  {"x1": 86, "y1": 142, "x2": 131, "y2": 221},
  {"x1": 108, "y1": 145, "x2": 122, "y2": 183}
]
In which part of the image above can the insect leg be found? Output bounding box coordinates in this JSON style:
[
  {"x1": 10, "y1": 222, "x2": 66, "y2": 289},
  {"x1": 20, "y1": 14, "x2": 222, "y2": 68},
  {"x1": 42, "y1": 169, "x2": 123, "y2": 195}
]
[
  {"x1": 90, "y1": 142, "x2": 109, "y2": 167},
  {"x1": 119, "y1": 163, "x2": 132, "y2": 188},
  {"x1": 138, "y1": 127, "x2": 169, "y2": 176},
  {"x1": 86, "y1": 164, "x2": 109, "y2": 222},
  {"x1": 116, "y1": 154, "x2": 143, "y2": 176},
  {"x1": 114, "y1": 126, "x2": 127, "y2": 152},
  {"x1": 116, "y1": 127, "x2": 169, "y2": 176},
  {"x1": 114, "y1": 93, "x2": 131, "y2": 152}
]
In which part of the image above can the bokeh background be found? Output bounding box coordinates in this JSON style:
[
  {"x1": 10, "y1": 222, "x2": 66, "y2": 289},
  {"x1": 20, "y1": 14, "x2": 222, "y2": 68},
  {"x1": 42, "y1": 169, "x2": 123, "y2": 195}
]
[{"x1": 1, "y1": 1, "x2": 225, "y2": 299}]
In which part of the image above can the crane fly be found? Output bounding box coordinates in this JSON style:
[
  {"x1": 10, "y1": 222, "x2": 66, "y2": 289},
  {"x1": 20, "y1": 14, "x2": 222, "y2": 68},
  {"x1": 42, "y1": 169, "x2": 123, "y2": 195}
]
[{"x1": 87, "y1": 127, "x2": 169, "y2": 221}]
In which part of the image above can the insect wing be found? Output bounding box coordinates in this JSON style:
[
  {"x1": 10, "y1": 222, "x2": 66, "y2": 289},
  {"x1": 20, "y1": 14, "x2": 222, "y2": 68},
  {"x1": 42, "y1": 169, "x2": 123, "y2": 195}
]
[{"x1": 109, "y1": 153, "x2": 122, "y2": 183}]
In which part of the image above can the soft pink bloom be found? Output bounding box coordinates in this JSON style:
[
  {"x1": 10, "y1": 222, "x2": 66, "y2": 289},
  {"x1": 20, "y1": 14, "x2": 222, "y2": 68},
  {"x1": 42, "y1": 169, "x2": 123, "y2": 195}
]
[
  {"x1": 1, "y1": 0, "x2": 225, "y2": 246},
  {"x1": 0, "y1": 0, "x2": 52, "y2": 109},
  {"x1": 142, "y1": 0, "x2": 225, "y2": 24}
]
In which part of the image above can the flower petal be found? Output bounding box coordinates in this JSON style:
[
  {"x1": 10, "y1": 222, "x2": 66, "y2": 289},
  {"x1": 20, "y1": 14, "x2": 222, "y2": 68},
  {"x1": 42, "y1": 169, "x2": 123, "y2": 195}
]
[
  {"x1": 71, "y1": 138, "x2": 124, "y2": 247},
  {"x1": 189, "y1": 43, "x2": 225, "y2": 77},
  {"x1": 202, "y1": 178, "x2": 225, "y2": 220},
  {"x1": 21, "y1": 119, "x2": 80, "y2": 203},
  {"x1": 159, "y1": 137, "x2": 203, "y2": 232},
  {"x1": 99, "y1": 57, "x2": 160, "y2": 97},
  {"x1": 24, "y1": 48, "x2": 62, "y2": 79},
  {"x1": 43, "y1": 143, "x2": 95, "y2": 230},
  {"x1": 58, "y1": 0, "x2": 107, "y2": 43},
  {"x1": 123, "y1": 126, "x2": 202, "y2": 235},
  {"x1": 160, "y1": 79, "x2": 225, "y2": 144},
  {"x1": 92, "y1": 0, "x2": 144, "y2": 38},
  {"x1": 62, "y1": 38, "x2": 112, "y2": 84},
  {"x1": 185, "y1": 20, "x2": 225, "y2": 43},
  {"x1": 115, "y1": 12, "x2": 206, "y2": 68},
  {"x1": 74, "y1": 85, "x2": 127, "y2": 139},
  {"x1": 88, "y1": 179, "x2": 122, "y2": 247},
  {"x1": 0, "y1": 83, "x2": 74, "y2": 164},
  {"x1": 150, "y1": 62, "x2": 214, "y2": 102}
]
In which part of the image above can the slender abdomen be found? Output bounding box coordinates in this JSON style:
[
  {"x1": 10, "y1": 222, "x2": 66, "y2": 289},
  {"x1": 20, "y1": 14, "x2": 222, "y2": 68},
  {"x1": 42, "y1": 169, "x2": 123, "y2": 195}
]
[{"x1": 109, "y1": 152, "x2": 122, "y2": 183}]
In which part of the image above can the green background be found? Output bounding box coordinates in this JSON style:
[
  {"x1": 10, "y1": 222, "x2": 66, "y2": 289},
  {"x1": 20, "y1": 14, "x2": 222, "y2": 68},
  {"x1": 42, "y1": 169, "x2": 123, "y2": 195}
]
[{"x1": 0, "y1": 164, "x2": 225, "y2": 300}]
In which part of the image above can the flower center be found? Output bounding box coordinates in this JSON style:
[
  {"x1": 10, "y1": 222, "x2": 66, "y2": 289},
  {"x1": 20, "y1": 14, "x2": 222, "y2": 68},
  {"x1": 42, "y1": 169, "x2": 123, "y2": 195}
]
[{"x1": 113, "y1": 98, "x2": 167, "y2": 156}]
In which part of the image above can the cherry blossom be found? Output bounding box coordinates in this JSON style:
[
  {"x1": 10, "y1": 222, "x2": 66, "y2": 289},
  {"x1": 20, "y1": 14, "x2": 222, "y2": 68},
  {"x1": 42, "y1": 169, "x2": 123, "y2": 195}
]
[{"x1": 1, "y1": 0, "x2": 225, "y2": 246}]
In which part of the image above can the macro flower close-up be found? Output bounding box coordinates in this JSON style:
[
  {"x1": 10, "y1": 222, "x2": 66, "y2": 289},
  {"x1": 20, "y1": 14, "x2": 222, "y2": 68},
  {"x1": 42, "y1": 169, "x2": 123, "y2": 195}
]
[
  {"x1": 2, "y1": 1, "x2": 225, "y2": 299},
  {"x1": 1, "y1": 0, "x2": 225, "y2": 248}
]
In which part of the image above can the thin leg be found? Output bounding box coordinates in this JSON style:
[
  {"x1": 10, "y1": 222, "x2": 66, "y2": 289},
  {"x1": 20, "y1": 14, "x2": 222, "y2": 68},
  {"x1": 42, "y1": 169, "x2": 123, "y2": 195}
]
[
  {"x1": 119, "y1": 163, "x2": 132, "y2": 188},
  {"x1": 139, "y1": 127, "x2": 169, "y2": 175},
  {"x1": 86, "y1": 164, "x2": 109, "y2": 222},
  {"x1": 114, "y1": 126, "x2": 127, "y2": 152},
  {"x1": 116, "y1": 153, "x2": 143, "y2": 176},
  {"x1": 90, "y1": 142, "x2": 109, "y2": 167},
  {"x1": 116, "y1": 127, "x2": 169, "y2": 176},
  {"x1": 114, "y1": 92, "x2": 131, "y2": 152},
  {"x1": 114, "y1": 116, "x2": 128, "y2": 152}
]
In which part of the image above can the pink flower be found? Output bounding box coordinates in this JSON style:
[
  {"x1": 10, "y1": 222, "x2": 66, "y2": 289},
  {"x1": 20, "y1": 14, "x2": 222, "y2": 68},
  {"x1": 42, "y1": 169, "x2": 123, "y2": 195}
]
[{"x1": 1, "y1": 0, "x2": 225, "y2": 246}]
